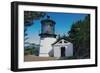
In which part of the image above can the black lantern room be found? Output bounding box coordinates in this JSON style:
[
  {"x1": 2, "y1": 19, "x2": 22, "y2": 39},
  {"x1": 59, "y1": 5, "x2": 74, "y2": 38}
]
[{"x1": 39, "y1": 16, "x2": 56, "y2": 38}]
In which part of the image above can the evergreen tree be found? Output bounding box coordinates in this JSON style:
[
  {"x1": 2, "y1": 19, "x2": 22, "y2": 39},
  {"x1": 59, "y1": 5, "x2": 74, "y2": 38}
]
[
  {"x1": 24, "y1": 11, "x2": 46, "y2": 43},
  {"x1": 68, "y1": 15, "x2": 90, "y2": 59}
]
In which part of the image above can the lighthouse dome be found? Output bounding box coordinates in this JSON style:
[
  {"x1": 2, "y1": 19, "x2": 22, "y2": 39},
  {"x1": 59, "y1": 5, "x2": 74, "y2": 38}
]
[{"x1": 39, "y1": 15, "x2": 56, "y2": 38}]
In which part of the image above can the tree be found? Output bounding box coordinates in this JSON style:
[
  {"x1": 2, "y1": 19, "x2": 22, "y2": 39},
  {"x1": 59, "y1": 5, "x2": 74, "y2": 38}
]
[
  {"x1": 68, "y1": 15, "x2": 90, "y2": 59},
  {"x1": 24, "y1": 11, "x2": 46, "y2": 43},
  {"x1": 24, "y1": 11, "x2": 46, "y2": 56},
  {"x1": 24, "y1": 11, "x2": 46, "y2": 27}
]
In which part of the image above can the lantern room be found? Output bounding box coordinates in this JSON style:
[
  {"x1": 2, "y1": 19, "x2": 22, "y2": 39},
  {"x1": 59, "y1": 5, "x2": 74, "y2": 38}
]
[{"x1": 39, "y1": 16, "x2": 56, "y2": 38}]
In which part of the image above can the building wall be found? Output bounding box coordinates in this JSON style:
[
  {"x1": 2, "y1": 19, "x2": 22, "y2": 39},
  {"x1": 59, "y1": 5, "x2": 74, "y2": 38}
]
[
  {"x1": 39, "y1": 37, "x2": 56, "y2": 57},
  {"x1": 53, "y1": 46, "x2": 61, "y2": 58},
  {"x1": 53, "y1": 42, "x2": 73, "y2": 58},
  {"x1": 65, "y1": 43, "x2": 73, "y2": 57}
]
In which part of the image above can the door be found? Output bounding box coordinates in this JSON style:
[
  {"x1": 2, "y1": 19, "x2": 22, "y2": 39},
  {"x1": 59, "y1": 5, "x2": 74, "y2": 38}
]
[{"x1": 61, "y1": 47, "x2": 65, "y2": 57}]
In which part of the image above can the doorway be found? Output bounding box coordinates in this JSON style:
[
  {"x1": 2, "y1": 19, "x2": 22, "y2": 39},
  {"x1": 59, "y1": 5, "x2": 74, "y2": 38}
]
[{"x1": 61, "y1": 47, "x2": 65, "y2": 57}]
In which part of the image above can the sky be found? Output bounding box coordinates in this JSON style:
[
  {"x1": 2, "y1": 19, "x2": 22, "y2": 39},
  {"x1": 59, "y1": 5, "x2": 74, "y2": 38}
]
[{"x1": 25, "y1": 12, "x2": 88, "y2": 44}]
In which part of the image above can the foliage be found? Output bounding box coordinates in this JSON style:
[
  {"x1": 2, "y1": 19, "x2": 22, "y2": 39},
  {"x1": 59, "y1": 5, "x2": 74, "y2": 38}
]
[
  {"x1": 24, "y1": 13, "x2": 90, "y2": 59},
  {"x1": 68, "y1": 15, "x2": 90, "y2": 59},
  {"x1": 58, "y1": 15, "x2": 90, "y2": 60},
  {"x1": 24, "y1": 11, "x2": 46, "y2": 43},
  {"x1": 24, "y1": 43, "x2": 40, "y2": 56},
  {"x1": 24, "y1": 11, "x2": 46, "y2": 56},
  {"x1": 24, "y1": 48, "x2": 33, "y2": 55},
  {"x1": 24, "y1": 11, "x2": 46, "y2": 27}
]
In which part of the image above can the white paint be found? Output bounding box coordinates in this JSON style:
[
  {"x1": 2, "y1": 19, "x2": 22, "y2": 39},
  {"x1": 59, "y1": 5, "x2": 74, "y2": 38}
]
[
  {"x1": 39, "y1": 37, "x2": 56, "y2": 57},
  {"x1": 0, "y1": 0, "x2": 99, "y2": 73},
  {"x1": 65, "y1": 43, "x2": 73, "y2": 56},
  {"x1": 18, "y1": 3, "x2": 96, "y2": 68},
  {"x1": 53, "y1": 39, "x2": 73, "y2": 58},
  {"x1": 53, "y1": 46, "x2": 61, "y2": 58}
]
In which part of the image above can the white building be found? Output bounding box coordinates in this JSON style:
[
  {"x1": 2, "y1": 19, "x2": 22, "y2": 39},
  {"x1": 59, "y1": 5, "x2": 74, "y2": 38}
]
[
  {"x1": 52, "y1": 39, "x2": 73, "y2": 58},
  {"x1": 39, "y1": 16, "x2": 73, "y2": 58},
  {"x1": 39, "y1": 37, "x2": 56, "y2": 57},
  {"x1": 39, "y1": 16, "x2": 57, "y2": 57}
]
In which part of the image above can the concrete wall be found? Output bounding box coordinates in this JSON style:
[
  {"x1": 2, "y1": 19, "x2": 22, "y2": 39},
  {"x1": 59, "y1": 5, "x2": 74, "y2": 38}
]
[
  {"x1": 65, "y1": 43, "x2": 73, "y2": 57},
  {"x1": 39, "y1": 37, "x2": 56, "y2": 57},
  {"x1": 53, "y1": 46, "x2": 61, "y2": 58},
  {"x1": 53, "y1": 42, "x2": 73, "y2": 58}
]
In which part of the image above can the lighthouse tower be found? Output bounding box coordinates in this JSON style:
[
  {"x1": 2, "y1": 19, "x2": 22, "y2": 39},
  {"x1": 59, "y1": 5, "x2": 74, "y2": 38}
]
[{"x1": 39, "y1": 16, "x2": 57, "y2": 57}]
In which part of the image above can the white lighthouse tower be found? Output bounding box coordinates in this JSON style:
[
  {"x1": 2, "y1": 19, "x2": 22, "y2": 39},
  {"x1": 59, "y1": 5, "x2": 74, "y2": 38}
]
[{"x1": 39, "y1": 16, "x2": 57, "y2": 57}]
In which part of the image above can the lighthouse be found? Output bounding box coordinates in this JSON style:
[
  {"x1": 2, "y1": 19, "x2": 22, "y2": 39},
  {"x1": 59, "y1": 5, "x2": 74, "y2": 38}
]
[{"x1": 39, "y1": 16, "x2": 57, "y2": 57}]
